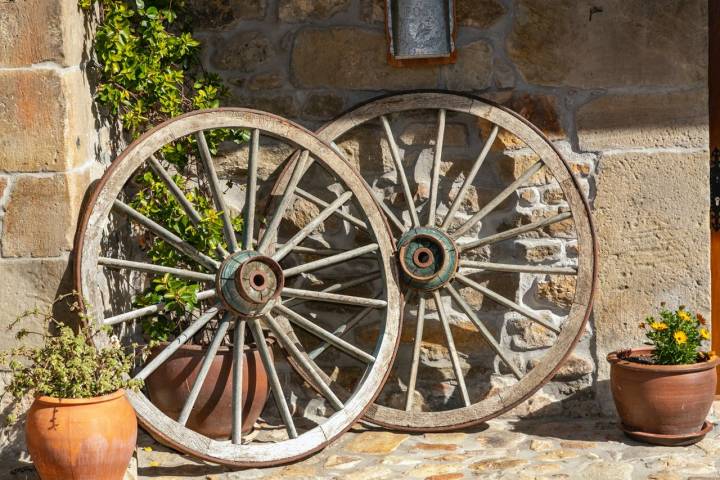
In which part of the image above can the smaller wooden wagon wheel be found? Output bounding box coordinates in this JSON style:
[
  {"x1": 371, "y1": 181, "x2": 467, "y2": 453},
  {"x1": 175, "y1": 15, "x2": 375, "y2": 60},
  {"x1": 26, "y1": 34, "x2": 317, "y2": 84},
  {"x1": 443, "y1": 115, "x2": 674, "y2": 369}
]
[
  {"x1": 73, "y1": 109, "x2": 401, "y2": 466},
  {"x1": 274, "y1": 91, "x2": 597, "y2": 431}
]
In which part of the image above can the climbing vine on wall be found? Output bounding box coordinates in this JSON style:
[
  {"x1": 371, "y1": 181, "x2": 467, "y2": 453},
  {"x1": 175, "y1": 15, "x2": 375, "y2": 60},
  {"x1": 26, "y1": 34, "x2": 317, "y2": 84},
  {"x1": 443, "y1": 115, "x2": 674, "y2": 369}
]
[{"x1": 80, "y1": 0, "x2": 246, "y2": 342}]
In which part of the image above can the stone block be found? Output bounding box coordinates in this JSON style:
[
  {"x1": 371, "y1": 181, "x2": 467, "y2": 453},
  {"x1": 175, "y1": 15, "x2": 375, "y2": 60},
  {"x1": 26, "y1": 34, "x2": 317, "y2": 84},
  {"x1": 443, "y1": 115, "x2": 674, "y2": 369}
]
[
  {"x1": 445, "y1": 40, "x2": 493, "y2": 91},
  {"x1": 2, "y1": 169, "x2": 92, "y2": 257},
  {"x1": 0, "y1": 0, "x2": 87, "y2": 67},
  {"x1": 577, "y1": 89, "x2": 708, "y2": 150},
  {"x1": 457, "y1": 0, "x2": 506, "y2": 28},
  {"x1": 593, "y1": 151, "x2": 710, "y2": 385},
  {"x1": 301, "y1": 93, "x2": 345, "y2": 121},
  {"x1": 187, "y1": 0, "x2": 265, "y2": 29},
  {"x1": 360, "y1": 0, "x2": 384, "y2": 23},
  {"x1": 507, "y1": 0, "x2": 707, "y2": 88},
  {"x1": 534, "y1": 275, "x2": 576, "y2": 310},
  {"x1": 247, "y1": 73, "x2": 284, "y2": 91},
  {"x1": 229, "y1": 92, "x2": 300, "y2": 119},
  {"x1": 279, "y1": 0, "x2": 351, "y2": 22},
  {"x1": 479, "y1": 94, "x2": 564, "y2": 149},
  {"x1": 0, "y1": 69, "x2": 95, "y2": 173},
  {"x1": 0, "y1": 256, "x2": 72, "y2": 348},
  {"x1": 291, "y1": 28, "x2": 439, "y2": 90},
  {"x1": 400, "y1": 123, "x2": 468, "y2": 147},
  {"x1": 210, "y1": 31, "x2": 272, "y2": 72}
]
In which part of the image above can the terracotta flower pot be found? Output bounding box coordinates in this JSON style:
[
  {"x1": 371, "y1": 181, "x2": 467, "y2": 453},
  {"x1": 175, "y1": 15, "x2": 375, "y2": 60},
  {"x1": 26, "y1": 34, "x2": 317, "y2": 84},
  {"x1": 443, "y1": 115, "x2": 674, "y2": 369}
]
[
  {"x1": 608, "y1": 347, "x2": 720, "y2": 445},
  {"x1": 26, "y1": 389, "x2": 137, "y2": 480},
  {"x1": 146, "y1": 341, "x2": 270, "y2": 438}
]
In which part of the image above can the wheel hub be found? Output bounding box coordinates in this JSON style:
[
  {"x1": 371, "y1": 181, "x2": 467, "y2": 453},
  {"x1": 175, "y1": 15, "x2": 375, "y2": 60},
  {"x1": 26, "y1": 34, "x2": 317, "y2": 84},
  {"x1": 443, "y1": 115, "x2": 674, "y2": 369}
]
[
  {"x1": 397, "y1": 227, "x2": 458, "y2": 291},
  {"x1": 216, "y1": 251, "x2": 283, "y2": 317}
]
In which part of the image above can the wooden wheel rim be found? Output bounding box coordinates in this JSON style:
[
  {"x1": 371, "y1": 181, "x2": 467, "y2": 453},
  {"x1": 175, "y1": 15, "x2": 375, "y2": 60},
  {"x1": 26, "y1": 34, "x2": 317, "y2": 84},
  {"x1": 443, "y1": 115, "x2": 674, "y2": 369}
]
[
  {"x1": 73, "y1": 108, "x2": 401, "y2": 465},
  {"x1": 274, "y1": 91, "x2": 597, "y2": 431}
]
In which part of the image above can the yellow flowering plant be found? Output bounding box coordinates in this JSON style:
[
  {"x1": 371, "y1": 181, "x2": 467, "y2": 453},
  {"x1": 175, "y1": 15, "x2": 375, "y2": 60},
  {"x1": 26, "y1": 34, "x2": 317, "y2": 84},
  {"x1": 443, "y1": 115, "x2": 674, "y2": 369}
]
[{"x1": 642, "y1": 305, "x2": 712, "y2": 365}]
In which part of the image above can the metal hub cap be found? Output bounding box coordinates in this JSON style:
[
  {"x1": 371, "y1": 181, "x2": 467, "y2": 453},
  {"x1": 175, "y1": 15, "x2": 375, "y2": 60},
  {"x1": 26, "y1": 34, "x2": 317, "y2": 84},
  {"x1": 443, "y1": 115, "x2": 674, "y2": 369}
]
[
  {"x1": 397, "y1": 227, "x2": 458, "y2": 291},
  {"x1": 217, "y1": 250, "x2": 283, "y2": 317}
]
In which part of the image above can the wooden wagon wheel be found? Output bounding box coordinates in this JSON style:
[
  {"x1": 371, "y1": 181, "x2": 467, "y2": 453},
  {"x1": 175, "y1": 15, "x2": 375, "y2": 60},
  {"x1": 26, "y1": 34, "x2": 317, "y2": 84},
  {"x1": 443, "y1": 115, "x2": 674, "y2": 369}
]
[
  {"x1": 73, "y1": 109, "x2": 401, "y2": 466},
  {"x1": 273, "y1": 91, "x2": 597, "y2": 431}
]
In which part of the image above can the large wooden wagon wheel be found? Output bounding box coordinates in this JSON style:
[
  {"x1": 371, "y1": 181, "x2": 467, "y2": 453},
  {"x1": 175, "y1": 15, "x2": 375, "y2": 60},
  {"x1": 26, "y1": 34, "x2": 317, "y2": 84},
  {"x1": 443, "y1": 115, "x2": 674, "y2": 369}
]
[
  {"x1": 73, "y1": 109, "x2": 401, "y2": 466},
  {"x1": 274, "y1": 92, "x2": 597, "y2": 431}
]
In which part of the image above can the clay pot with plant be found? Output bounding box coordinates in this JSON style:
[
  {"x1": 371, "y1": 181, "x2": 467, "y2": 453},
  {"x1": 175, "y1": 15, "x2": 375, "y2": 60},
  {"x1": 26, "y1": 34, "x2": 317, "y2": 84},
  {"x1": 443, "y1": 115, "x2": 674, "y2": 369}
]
[
  {"x1": 129, "y1": 169, "x2": 270, "y2": 439},
  {"x1": 1, "y1": 298, "x2": 142, "y2": 480},
  {"x1": 608, "y1": 304, "x2": 719, "y2": 446}
]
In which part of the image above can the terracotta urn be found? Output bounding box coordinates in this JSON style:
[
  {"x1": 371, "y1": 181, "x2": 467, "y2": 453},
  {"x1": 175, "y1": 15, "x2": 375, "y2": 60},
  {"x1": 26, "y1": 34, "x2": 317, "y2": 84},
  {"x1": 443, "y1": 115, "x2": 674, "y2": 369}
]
[
  {"x1": 608, "y1": 347, "x2": 719, "y2": 445},
  {"x1": 146, "y1": 341, "x2": 270, "y2": 438},
  {"x1": 26, "y1": 389, "x2": 137, "y2": 480}
]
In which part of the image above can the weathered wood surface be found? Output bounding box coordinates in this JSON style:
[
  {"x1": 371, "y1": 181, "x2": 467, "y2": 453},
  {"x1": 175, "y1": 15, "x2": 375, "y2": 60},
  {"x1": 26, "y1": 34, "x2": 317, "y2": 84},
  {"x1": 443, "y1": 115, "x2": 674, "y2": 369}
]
[{"x1": 74, "y1": 108, "x2": 402, "y2": 466}]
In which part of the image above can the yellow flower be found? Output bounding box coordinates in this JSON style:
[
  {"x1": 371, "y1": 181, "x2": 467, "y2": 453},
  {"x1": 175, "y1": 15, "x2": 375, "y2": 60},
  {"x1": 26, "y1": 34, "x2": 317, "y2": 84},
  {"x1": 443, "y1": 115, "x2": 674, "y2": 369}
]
[
  {"x1": 700, "y1": 328, "x2": 711, "y2": 340},
  {"x1": 678, "y1": 310, "x2": 692, "y2": 322},
  {"x1": 674, "y1": 331, "x2": 688, "y2": 345},
  {"x1": 650, "y1": 322, "x2": 668, "y2": 331}
]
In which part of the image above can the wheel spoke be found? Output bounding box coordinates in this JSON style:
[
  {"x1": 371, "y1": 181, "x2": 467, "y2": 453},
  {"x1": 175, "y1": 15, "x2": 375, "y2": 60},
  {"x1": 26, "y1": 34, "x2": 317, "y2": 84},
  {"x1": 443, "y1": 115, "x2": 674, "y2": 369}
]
[
  {"x1": 432, "y1": 290, "x2": 471, "y2": 407},
  {"x1": 264, "y1": 313, "x2": 344, "y2": 411},
  {"x1": 381, "y1": 115, "x2": 420, "y2": 227},
  {"x1": 99, "y1": 257, "x2": 215, "y2": 282},
  {"x1": 281, "y1": 288, "x2": 387, "y2": 308},
  {"x1": 248, "y1": 319, "x2": 298, "y2": 439},
  {"x1": 196, "y1": 131, "x2": 239, "y2": 253},
  {"x1": 134, "y1": 305, "x2": 221, "y2": 380},
  {"x1": 243, "y1": 128, "x2": 260, "y2": 250},
  {"x1": 405, "y1": 295, "x2": 426, "y2": 411},
  {"x1": 113, "y1": 199, "x2": 220, "y2": 271},
  {"x1": 283, "y1": 272, "x2": 381, "y2": 309},
  {"x1": 460, "y1": 260, "x2": 577, "y2": 275},
  {"x1": 281, "y1": 245, "x2": 377, "y2": 258},
  {"x1": 427, "y1": 109, "x2": 445, "y2": 227},
  {"x1": 231, "y1": 318, "x2": 246, "y2": 444},
  {"x1": 178, "y1": 312, "x2": 233, "y2": 426},
  {"x1": 308, "y1": 297, "x2": 379, "y2": 360},
  {"x1": 441, "y1": 125, "x2": 499, "y2": 230},
  {"x1": 272, "y1": 191, "x2": 353, "y2": 262},
  {"x1": 446, "y1": 284, "x2": 522, "y2": 380},
  {"x1": 283, "y1": 244, "x2": 378, "y2": 277},
  {"x1": 460, "y1": 211, "x2": 572, "y2": 252},
  {"x1": 103, "y1": 289, "x2": 216, "y2": 326},
  {"x1": 452, "y1": 159, "x2": 543, "y2": 238},
  {"x1": 296, "y1": 187, "x2": 368, "y2": 231},
  {"x1": 258, "y1": 150, "x2": 310, "y2": 254},
  {"x1": 455, "y1": 273, "x2": 560, "y2": 334},
  {"x1": 147, "y1": 155, "x2": 229, "y2": 258},
  {"x1": 274, "y1": 304, "x2": 375, "y2": 363}
]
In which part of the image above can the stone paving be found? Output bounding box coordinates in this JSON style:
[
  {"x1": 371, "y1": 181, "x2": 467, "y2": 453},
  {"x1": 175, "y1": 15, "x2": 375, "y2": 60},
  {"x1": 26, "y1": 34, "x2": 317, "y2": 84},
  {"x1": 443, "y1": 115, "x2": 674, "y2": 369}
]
[
  {"x1": 6, "y1": 409, "x2": 720, "y2": 479},
  {"x1": 127, "y1": 415, "x2": 720, "y2": 480}
]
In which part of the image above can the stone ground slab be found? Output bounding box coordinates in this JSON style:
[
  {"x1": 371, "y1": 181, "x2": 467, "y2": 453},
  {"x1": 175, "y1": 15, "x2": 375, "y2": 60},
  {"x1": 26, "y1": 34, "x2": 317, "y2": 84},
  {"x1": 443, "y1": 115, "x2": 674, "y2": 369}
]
[{"x1": 9, "y1": 413, "x2": 720, "y2": 480}]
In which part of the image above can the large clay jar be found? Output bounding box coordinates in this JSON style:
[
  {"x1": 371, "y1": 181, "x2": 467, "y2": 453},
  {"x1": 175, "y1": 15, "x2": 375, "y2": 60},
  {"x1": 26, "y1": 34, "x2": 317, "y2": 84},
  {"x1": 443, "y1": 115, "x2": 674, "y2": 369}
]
[
  {"x1": 608, "y1": 348, "x2": 720, "y2": 445},
  {"x1": 26, "y1": 389, "x2": 137, "y2": 480},
  {"x1": 146, "y1": 341, "x2": 270, "y2": 438}
]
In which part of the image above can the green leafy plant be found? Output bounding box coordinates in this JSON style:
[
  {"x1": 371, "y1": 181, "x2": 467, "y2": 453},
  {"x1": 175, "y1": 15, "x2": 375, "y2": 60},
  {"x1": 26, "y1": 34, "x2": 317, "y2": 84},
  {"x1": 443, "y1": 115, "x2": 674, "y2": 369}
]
[
  {"x1": 79, "y1": 0, "x2": 248, "y2": 343},
  {"x1": 0, "y1": 296, "x2": 143, "y2": 423},
  {"x1": 640, "y1": 304, "x2": 713, "y2": 365},
  {"x1": 130, "y1": 171, "x2": 242, "y2": 343}
]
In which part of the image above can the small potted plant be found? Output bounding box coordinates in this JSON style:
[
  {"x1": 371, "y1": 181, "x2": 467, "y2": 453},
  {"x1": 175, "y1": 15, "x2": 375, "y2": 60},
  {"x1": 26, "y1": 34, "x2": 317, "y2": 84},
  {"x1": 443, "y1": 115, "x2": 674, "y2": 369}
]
[
  {"x1": 1, "y1": 298, "x2": 142, "y2": 479},
  {"x1": 607, "y1": 304, "x2": 719, "y2": 445}
]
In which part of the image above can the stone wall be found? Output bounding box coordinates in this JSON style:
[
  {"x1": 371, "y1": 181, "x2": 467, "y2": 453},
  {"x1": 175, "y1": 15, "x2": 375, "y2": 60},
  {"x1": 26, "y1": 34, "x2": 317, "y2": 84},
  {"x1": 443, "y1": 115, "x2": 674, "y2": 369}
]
[
  {"x1": 0, "y1": 1, "x2": 107, "y2": 334},
  {"x1": 193, "y1": 0, "x2": 710, "y2": 415},
  {"x1": 0, "y1": 0, "x2": 106, "y2": 465},
  {"x1": 0, "y1": 0, "x2": 709, "y2": 438}
]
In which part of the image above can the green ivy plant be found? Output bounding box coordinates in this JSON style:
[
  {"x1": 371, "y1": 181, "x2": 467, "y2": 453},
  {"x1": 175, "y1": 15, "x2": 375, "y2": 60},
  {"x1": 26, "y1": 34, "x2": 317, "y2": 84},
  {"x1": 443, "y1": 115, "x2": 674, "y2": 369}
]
[
  {"x1": 130, "y1": 171, "x2": 242, "y2": 343},
  {"x1": 79, "y1": 0, "x2": 247, "y2": 343},
  {"x1": 0, "y1": 296, "x2": 143, "y2": 421}
]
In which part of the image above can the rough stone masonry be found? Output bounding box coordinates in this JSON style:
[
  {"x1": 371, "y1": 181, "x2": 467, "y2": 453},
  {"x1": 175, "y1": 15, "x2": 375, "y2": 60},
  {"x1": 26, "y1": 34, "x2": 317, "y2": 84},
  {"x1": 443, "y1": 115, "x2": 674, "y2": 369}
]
[
  {"x1": 189, "y1": 0, "x2": 710, "y2": 415},
  {"x1": 0, "y1": 0, "x2": 710, "y2": 455}
]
